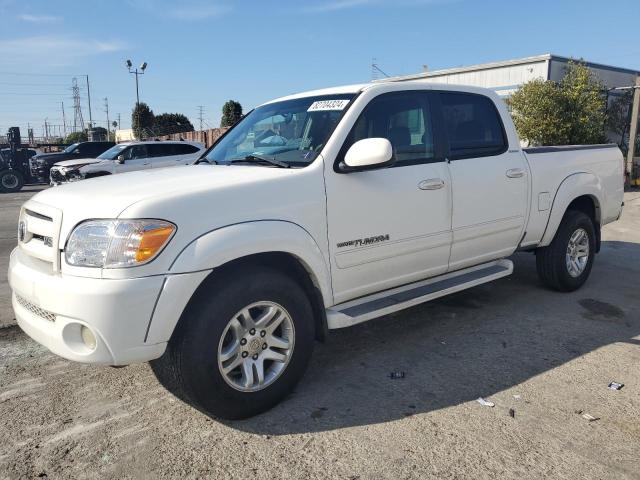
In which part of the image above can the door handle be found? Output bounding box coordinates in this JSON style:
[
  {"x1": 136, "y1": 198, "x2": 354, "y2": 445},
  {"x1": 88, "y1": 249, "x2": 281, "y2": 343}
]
[
  {"x1": 506, "y1": 168, "x2": 525, "y2": 178},
  {"x1": 418, "y1": 178, "x2": 445, "y2": 190}
]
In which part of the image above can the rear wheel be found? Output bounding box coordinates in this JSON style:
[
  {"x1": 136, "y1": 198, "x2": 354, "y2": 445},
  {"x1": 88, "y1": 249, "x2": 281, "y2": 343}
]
[
  {"x1": 151, "y1": 266, "x2": 315, "y2": 419},
  {"x1": 0, "y1": 170, "x2": 24, "y2": 193},
  {"x1": 536, "y1": 210, "x2": 595, "y2": 292}
]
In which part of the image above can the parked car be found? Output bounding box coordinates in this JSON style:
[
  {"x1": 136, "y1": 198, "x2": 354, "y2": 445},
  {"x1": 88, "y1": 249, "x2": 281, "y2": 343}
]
[
  {"x1": 30, "y1": 141, "x2": 115, "y2": 183},
  {"x1": 9, "y1": 81, "x2": 624, "y2": 420},
  {"x1": 50, "y1": 140, "x2": 205, "y2": 185}
]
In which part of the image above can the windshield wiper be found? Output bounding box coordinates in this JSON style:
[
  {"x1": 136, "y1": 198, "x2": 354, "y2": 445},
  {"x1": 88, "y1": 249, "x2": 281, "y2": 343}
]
[{"x1": 229, "y1": 154, "x2": 290, "y2": 168}]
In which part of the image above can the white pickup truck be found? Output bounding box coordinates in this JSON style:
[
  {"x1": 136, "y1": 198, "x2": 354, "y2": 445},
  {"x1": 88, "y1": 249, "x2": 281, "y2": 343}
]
[{"x1": 9, "y1": 81, "x2": 624, "y2": 419}]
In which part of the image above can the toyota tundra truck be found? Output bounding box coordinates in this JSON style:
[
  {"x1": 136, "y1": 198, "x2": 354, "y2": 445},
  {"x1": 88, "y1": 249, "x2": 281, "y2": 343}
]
[{"x1": 8, "y1": 81, "x2": 624, "y2": 419}]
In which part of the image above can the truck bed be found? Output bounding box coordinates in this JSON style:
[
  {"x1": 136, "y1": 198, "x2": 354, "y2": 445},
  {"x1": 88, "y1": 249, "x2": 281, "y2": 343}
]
[{"x1": 520, "y1": 144, "x2": 624, "y2": 248}]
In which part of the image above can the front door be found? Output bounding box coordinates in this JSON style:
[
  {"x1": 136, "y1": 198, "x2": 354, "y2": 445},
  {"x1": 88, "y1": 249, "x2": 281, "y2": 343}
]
[
  {"x1": 115, "y1": 144, "x2": 151, "y2": 173},
  {"x1": 325, "y1": 91, "x2": 452, "y2": 304},
  {"x1": 438, "y1": 91, "x2": 528, "y2": 270}
]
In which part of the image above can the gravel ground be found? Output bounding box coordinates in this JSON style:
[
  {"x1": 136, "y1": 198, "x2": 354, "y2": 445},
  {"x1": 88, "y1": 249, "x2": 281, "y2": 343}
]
[{"x1": 1, "y1": 189, "x2": 639, "y2": 480}]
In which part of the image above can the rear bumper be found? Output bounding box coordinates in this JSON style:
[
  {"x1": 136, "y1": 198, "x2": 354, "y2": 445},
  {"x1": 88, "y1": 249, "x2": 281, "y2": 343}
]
[{"x1": 8, "y1": 247, "x2": 168, "y2": 365}]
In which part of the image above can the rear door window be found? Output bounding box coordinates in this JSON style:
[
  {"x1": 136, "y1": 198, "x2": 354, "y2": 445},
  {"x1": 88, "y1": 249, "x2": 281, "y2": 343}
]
[
  {"x1": 439, "y1": 92, "x2": 507, "y2": 160},
  {"x1": 147, "y1": 144, "x2": 175, "y2": 158}
]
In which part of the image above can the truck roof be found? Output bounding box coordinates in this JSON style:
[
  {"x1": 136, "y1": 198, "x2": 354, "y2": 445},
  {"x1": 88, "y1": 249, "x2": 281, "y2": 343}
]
[{"x1": 262, "y1": 80, "x2": 500, "y2": 106}]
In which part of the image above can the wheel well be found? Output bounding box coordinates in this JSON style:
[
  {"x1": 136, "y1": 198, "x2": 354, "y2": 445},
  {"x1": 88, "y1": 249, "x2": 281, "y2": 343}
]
[
  {"x1": 567, "y1": 195, "x2": 601, "y2": 252},
  {"x1": 194, "y1": 252, "x2": 328, "y2": 342}
]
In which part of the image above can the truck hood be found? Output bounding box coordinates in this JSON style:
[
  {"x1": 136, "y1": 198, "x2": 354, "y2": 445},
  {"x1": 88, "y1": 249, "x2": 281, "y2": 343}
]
[
  {"x1": 52, "y1": 157, "x2": 101, "y2": 168},
  {"x1": 30, "y1": 164, "x2": 302, "y2": 240}
]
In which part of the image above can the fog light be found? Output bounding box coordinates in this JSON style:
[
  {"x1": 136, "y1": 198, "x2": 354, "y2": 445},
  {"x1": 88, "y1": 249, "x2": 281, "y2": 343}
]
[{"x1": 80, "y1": 326, "x2": 97, "y2": 350}]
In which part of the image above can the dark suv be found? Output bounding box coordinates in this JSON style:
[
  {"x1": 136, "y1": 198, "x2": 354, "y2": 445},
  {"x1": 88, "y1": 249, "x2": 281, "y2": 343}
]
[{"x1": 30, "y1": 141, "x2": 115, "y2": 183}]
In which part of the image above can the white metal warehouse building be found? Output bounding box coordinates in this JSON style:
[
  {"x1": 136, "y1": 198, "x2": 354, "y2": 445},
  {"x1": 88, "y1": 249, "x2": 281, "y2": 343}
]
[{"x1": 388, "y1": 54, "x2": 639, "y2": 97}]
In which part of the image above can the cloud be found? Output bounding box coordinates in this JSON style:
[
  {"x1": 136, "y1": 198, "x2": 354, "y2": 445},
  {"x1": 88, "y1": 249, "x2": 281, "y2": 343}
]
[
  {"x1": 165, "y1": 4, "x2": 229, "y2": 20},
  {"x1": 305, "y1": 0, "x2": 452, "y2": 12},
  {"x1": 0, "y1": 35, "x2": 127, "y2": 67},
  {"x1": 127, "y1": 0, "x2": 230, "y2": 21},
  {"x1": 18, "y1": 13, "x2": 62, "y2": 23}
]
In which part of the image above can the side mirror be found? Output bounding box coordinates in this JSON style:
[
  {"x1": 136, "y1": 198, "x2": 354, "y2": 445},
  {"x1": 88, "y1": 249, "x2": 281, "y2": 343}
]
[
  {"x1": 342, "y1": 138, "x2": 394, "y2": 172},
  {"x1": 116, "y1": 155, "x2": 124, "y2": 164}
]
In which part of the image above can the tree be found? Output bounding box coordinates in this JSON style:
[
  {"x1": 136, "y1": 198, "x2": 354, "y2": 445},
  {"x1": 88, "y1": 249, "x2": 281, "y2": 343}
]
[
  {"x1": 221, "y1": 100, "x2": 243, "y2": 127},
  {"x1": 507, "y1": 62, "x2": 607, "y2": 146},
  {"x1": 131, "y1": 102, "x2": 155, "y2": 139},
  {"x1": 64, "y1": 131, "x2": 88, "y2": 144},
  {"x1": 153, "y1": 113, "x2": 194, "y2": 135},
  {"x1": 89, "y1": 126, "x2": 108, "y2": 141}
]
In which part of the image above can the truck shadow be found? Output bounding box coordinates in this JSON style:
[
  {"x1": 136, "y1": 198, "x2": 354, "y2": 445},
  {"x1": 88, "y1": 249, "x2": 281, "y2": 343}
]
[{"x1": 225, "y1": 240, "x2": 640, "y2": 434}]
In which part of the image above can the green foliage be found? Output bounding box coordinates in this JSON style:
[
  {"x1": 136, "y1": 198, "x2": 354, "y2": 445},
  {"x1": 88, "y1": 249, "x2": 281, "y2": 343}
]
[
  {"x1": 64, "y1": 131, "x2": 88, "y2": 144},
  {"x1": 221, "y1": 100, "x2": 243, "y2": 127},
  {"x1": 507, "y1": 62, "x2": 607, "y2": 145},
  {"x1": 90, "y1": 126, "x2": 108, "y2": 141},
  {"x1": 153, "y1": 113, "x2": 194, "y2": 135},
  {"x1": 131, "y1": 102, "x2": 155, "y2": 139}
]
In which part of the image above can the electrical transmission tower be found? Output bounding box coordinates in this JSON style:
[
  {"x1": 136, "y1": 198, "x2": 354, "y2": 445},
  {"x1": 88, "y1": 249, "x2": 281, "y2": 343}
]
[
  {"x1": 197, "y1": 105, "x2": 205, "y2": 131},
  {"x1": 71, "y1": 78, "x2": 85, "y2": 132}
]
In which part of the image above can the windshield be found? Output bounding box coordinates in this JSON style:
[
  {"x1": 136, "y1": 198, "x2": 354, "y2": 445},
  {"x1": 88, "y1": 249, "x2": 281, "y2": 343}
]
[
  {"x1": 204, "y1": 94, "x2": 355, "y2": 167},
  {"x1": 63, "y1": 143, "x2": 79, "y2": 153},
  {"x1": 97, "y1": 143, "x2": 129, "y2": 160}
]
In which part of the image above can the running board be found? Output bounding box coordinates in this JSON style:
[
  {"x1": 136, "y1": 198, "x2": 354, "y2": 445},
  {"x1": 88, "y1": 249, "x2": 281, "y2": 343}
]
[{"x1": 326, "y1": 259, "x2": 513, "y2": 329}]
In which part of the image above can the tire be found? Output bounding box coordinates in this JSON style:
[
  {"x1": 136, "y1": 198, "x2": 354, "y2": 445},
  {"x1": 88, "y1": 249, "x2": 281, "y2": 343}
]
[
  {"x1": 0, "y1": 170, "x2": 24, "y2": 193},
  {"x1": 536, "y1": 210, "x2": 595, "y2": 292},
  {"x1": 151, "y1": 265, "x2": 315, "y2": 419}
]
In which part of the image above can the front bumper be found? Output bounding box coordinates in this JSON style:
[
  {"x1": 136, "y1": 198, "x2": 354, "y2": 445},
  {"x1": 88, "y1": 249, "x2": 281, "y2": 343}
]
[{"x1": 8, "y1": 247, "x2": 168, "y2": 365}]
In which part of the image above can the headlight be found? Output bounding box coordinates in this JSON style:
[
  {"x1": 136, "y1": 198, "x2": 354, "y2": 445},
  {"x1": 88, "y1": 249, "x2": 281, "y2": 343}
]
[{"x1": 65, "y1": 219, "x2": 176, "y2": 268}]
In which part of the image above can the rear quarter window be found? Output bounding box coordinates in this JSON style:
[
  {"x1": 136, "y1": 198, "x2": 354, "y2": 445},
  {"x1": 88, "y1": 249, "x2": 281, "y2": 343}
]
[{"x1": 439, "y1": 92, "x2": 507, "y2": 160}]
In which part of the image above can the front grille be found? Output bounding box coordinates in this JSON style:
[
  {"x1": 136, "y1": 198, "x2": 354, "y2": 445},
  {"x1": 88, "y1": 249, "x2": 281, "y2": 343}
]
[
  {"x1": 15, "y1": 294, "x2": 56, "y2": 322},
  {"x1": 19, "y1": 202, "x2": 63, "y2": 272}
]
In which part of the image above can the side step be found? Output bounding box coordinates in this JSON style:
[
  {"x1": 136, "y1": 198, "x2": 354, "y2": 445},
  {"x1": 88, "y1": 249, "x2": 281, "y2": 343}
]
[{"x1": 326, "y1": 259, "x2": 513, "y2": 329}]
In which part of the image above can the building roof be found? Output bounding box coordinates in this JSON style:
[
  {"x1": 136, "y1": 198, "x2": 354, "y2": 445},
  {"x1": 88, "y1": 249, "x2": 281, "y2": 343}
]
[{"x1": 380, "y1": 54, "x2": 640, "y2": 83}]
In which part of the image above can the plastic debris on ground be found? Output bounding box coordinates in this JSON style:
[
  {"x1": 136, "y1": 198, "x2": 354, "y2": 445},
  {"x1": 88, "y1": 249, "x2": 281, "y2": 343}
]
[
  {"x1": 476, "y1": 397, "x2": 495, "y2": 407},
  {"x1": 513, "y1": 394, "x2": 521, "y2": 400},
  {"x1": 608, "y1": 382, "x2": 624, "y2": 391},
  {"x1": 581, "y1": 413, "x2": 600, "y2": 422},
  {"x1": 388, "y1": 371, "x2": 405, "y2": 379}
]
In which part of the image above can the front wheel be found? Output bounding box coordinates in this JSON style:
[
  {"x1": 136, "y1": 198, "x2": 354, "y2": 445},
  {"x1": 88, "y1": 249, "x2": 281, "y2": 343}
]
[
  {"x1": 0, "y1": 169, "x2": 24, "y2": 193},
  {"x1": 536, "y1": 210, "x2": 595, "y2": 292},
  {"x1": 151, "y1": 266, "x2": 315, "y2": 419}
]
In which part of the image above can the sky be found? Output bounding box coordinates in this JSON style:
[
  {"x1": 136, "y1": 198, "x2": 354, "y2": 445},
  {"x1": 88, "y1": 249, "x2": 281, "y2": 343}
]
[{"x1": 0, "y1": 0, "x2": 639, "y2": 137}]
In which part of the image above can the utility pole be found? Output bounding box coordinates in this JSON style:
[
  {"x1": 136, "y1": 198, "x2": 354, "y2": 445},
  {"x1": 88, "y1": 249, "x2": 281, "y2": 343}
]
[
  {"x1": 627, "y1": 77, "x2": 640, "y2": 184},
  {"x1": 117, "y1": 113, "x2": 121, "y2": 131},
  {"x1": 85, "y1": 75, "x2": 93, "y2": 129},
  {"x1": 104, "y1": 97, "x2": 110, "y2": 140},
  {"x1": 61, "y1": 101, "x2": 67, "y2": 138},
  {"x1": 126, "y1": 60, "x2": 148, "y2": 139},
  {"x1": 197, "y1": 105, "x2": 205, "y2": 131}
]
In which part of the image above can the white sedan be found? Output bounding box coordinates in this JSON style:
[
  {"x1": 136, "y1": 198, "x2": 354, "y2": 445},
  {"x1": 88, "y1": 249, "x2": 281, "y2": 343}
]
[{"x1": 50, "y1": 140, "x2": 206, "y2": 185}]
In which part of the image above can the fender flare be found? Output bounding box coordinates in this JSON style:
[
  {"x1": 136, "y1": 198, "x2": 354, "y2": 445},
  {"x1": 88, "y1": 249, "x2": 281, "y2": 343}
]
[
  {"x1": 539, "y1": 172, "x2": 603, "y2": 247},
  {"x1": 168, "y1": 220, "x2": 333, "y2": 306}
]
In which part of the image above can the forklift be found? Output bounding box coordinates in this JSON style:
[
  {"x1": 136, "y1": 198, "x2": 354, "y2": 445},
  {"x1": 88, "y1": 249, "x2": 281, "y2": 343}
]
[{"x1": 0, "y1": 127, "x2": 37, "y2": 193}]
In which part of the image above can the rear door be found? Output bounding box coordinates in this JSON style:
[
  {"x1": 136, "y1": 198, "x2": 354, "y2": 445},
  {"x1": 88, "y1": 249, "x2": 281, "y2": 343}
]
[
  {"x1": 172, "y1": 143, "x2": 202, "y2": 164},
  {"x1": 147, "y1": 143, "x2": 177, "y2": 168},
  {"x1": 438, "y1": 91, "x2": 528, "y2": 270}
]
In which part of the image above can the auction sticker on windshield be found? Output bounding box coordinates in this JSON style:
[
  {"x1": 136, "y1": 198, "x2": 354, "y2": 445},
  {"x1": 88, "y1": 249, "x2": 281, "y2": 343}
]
[{"x1": 307, "y1": 99, "x2": 350, "y2": 112}]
